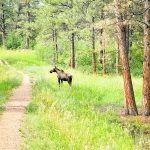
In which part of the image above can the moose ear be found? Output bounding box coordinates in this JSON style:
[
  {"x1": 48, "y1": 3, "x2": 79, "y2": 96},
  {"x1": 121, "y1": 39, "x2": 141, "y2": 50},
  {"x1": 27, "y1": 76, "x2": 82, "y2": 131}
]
[{"x1": 55, "y1": 66, "x2": 57, "y2": 68}]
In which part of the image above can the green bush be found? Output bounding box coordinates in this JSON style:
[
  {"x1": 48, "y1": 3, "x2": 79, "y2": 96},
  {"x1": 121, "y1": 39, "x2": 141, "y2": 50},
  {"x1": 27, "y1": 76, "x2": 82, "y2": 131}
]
[
  {"x1": 130, "y1": 45, "x2": 143, "y2": 76},
  {"x1": 5, "y1": 32, "x2": 23, "y2": 49}
]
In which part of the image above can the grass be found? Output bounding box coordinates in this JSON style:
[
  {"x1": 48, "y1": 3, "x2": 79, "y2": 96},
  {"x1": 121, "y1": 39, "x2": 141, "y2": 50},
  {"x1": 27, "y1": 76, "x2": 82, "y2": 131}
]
[
  {"x1": 22, "y1": 67, "x2": 149, "y2": 150},
  {"x1": 0, "y1": 66, "x2": 22, "y2": 106},
  {"x1": 0, "y1": 49, "x2": 44, "y2": 69},
  {"x1": 0, "y1": 48, "x2": 42, "y2": 106},
  {"x1": 0, "y1": 49, "x2": 37, "y2": 114},
  {"x1": 0, "y1": 49, "x2": 149, "y2": 149}
]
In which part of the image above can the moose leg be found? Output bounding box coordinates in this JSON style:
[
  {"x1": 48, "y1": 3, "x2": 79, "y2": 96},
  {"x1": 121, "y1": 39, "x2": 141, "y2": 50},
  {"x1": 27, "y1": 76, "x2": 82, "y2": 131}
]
[
  {"x1": 61, "y1": 80, "x2": 63, "y2": 85},
  {"x1": 68, "y1": 80, "x2": 72, "y2": 87},
  {"x1": 68, "y1": 76, "x2": 72, "y2": 87},
  {"x1": 58, "y1": 79, "x2": 61, "y2": 87}
]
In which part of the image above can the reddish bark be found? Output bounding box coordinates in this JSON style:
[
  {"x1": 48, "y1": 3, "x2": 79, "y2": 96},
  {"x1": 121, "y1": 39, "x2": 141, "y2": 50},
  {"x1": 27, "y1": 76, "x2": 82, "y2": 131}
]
[
  {"x1": 70, "y1": 33, "x2": 75, "y2": 69},
  {"x1": 115, "y1": 0, "x2": 138, "y2": 115},
  {"x1": 142, "y1": 0, "x2": 150, "y2": 116}
]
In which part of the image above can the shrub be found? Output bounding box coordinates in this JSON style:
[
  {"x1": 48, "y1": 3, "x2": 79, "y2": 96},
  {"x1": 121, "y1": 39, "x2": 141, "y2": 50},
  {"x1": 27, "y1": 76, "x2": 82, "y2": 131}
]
[{"x1": 5, "y1": 32, "x2": 23, "y2": 49}]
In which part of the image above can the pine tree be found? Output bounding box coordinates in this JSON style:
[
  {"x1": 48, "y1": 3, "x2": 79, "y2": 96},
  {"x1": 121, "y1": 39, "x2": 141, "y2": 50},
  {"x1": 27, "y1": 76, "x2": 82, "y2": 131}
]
[
  {"x1": 0, "y1": 0, "x2": 15, "y2": 45},
  {"x1": 16, "y1": 0, "x2": 39, "y2": 49},
  {"x1": 115, "y1": 0, "x2": 138, "y2": 115},
  {"x1": 142, "y1": 0, "x2": 150, "y2": 116}
]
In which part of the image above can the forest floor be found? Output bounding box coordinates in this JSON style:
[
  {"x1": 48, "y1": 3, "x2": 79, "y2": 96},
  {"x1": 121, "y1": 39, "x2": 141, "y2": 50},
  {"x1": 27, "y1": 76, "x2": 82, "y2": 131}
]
[
  {"x1": 96, "y1": 103, "x2": 150, "y2": 124},
  {"x1": 0, "y1": 74, "x2": 31, "y2": 150}
]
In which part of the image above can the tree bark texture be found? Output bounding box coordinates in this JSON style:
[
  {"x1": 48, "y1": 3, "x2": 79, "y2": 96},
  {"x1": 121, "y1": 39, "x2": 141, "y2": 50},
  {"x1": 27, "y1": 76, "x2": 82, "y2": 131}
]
[
  {"x1": 52, "y1": 29, "x2": 58, "y2": 65},
  {"x1": 116, "y1": 37, "x2": 119, "y2": 75},
  {"x1": 142, "y1": 0, "x2": 150, "y2": 116},
  {"x1": 99, "y1": 10, "x2": 105, "y2": 75},
  {"x1": 70, "y1": 33, "x2": 75, "y2": 69},
  {"x1": 54, "y1": 29, "x2": 58, "y2": 63},
  {"x1": 115, "y1": 0, "x2": 138, "y2": 115},
  {"x1": 92, "y1": 17, "x2": 96, "y2": 74},
  {"x1": 124, "y1": 0, "x2": 130, "y2": 56},
  {"x1": 99, "y1": 29, "x2": 105, "y2": 75},
  {"x1": 25, "y1": 2, "x2": 30, "y2": 49},
  {"x1": 1, "y1": 3, "x2": 6, "y2": 45},
  {"x1": 125, "y1": 25, "x2": 130, "y2": 56},
  {"x1": 52, "y1": 29, "x2": 56, "y2": 65}
]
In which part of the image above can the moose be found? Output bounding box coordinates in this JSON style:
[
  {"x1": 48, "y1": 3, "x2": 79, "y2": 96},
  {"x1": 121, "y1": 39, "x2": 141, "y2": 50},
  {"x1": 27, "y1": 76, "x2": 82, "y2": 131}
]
[{"x1": 50, "y1": 67, "x2": 72, "y2": 87}]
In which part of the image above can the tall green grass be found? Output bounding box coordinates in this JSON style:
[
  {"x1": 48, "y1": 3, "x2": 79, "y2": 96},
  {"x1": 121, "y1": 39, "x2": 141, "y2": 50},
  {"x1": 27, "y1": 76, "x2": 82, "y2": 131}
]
[
  {"x1": 0, "y1": 49, "x2": 44, "y2": 105},
  {"x1": 23, "y1": 67, "x2": 147, "y2": 150},
  {"x1": 0, "y1": 49, "x2": 44, "y2": 69},
  {"x1": 0, "y1": 66, "x2": 21, "y2": 106},
  {"x1": 0, "y1": 49, "x2": 147, "y2": 149}
]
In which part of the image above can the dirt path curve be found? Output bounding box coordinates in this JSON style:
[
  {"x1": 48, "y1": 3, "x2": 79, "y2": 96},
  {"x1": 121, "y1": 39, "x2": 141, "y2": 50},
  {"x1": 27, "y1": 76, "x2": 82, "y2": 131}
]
[{"x1": 0, "y1": 74, "x2": 31, "y2": 150}]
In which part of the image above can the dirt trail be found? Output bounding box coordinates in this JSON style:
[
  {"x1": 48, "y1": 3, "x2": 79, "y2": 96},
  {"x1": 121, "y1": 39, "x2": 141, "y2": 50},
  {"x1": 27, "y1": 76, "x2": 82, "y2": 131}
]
[{"x1": 0, "y1": 74, "x2": 31, "y2": 150}]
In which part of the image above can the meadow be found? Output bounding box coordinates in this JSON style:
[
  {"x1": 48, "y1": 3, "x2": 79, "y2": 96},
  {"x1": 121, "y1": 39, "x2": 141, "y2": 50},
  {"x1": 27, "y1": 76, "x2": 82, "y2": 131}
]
[
  {"x1": 0, "y1": 65, "x2": 21, "y2": 107},
  {"x1": 0, "y1": 49, "x2": 44, "y2": 69},
  {"x1": 0, "y1": 50, "x2": 149, "y2": 150},
  {"x1": 23, "y1": 67, "x2": 149, "y2": 150}
]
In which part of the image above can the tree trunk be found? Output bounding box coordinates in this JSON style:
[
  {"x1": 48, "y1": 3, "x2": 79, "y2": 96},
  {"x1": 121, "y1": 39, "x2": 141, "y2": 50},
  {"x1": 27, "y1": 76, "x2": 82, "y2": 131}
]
[
  {"x1": 54, "y1": 29, "x2": 58, "y2": 63},
  {"x1": 92, "y1": 16, "x2": 96, "y2": 74},
  {"x1": 26, "y1": 38, "x2": 30, "y2": 49},
  {"x1": 52, "y1": 29, "x2": 56, "y2": 65},
  {"x1": 115, "y1": 0, "x2": 138, "y2": 115},
  {"x1": 52, "y1": 29, "x2": 58, "y2": 65},
  {"x1": 126, "y1": 24, "x2": 130, "y2": 56},
  {"x1": 1, "y1": 3, "x2": 6, "y2": 46},
  {"x1": 116, "y1": 37, "x2": 119, "y2": 75},
  {"x1": 142, "y1": 0, "x2": 150, "y2": 116},
  {"x1": 70, "y1": 33, "x2": 75, "y2": 69},
  {"x1": 129, "y1": 25, "x2": 133, "y2": 61},
  {"x1": 99, "y1": 10, "x2": 105, "y2": 75},
  {"x1": 16, "y1": 4, "x2": 21, "y2": 29},
  {"x1": 25, "y1": 2, "x2": 30, "y2": 49},
  {"x1": 130, "y1": 26, "x2": 133, "y2": 48},
  {"x1": 124, "y1": 0, "x2": 130, "y2": 56},
  {"x1": 99, "y1": 29, "x2": 103, "y2": 65},
  {"x1": 102, "y1": 39, "x2": 105, "y2": 76},
  {"x1": 99, "y1": 29, "x2": 105, "y2": 75}
]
